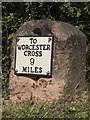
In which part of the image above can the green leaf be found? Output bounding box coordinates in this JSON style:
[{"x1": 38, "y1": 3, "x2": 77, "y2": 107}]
[{"x1": 7, "y1": 33, "x2": 13, "y2": 40}]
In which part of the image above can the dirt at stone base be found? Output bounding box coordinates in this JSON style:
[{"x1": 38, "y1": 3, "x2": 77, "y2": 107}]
[{"x1": 9, "y1": 75, "x2": 65, "y2": 103}]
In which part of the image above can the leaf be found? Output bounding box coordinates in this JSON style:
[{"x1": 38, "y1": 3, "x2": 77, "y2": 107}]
[{"x1": 7, "y1": 33, "x2": 13, "y2": 40}]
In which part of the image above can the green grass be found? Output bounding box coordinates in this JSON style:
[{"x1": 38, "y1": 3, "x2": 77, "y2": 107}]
[{"x1": 2, "y1": 91, "x2": 89, "y2": 119}]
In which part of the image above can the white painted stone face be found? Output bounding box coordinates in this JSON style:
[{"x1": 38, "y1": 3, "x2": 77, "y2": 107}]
[{"x1": 15, "y1": 36, "x2": 53, "y2": 75}]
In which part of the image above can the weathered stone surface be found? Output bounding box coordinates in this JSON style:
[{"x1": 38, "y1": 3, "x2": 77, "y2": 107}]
[{"x1": 9, "y1": 20, "x2": 86, "y2": 102}]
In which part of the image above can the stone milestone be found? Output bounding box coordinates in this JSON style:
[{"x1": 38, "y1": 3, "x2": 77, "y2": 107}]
[{"x1": 9, "y1": 20, "x2": 86, "y2": 103}]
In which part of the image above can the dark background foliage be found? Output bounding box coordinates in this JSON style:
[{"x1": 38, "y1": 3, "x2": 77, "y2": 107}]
[{"x1": 2, "y1": 2, "x2": 90, "y2": 97}]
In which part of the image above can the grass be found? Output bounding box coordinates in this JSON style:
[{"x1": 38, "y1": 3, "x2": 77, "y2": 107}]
[{"x1": 2, "y1": 91, "x2": 89, "y2": 119}]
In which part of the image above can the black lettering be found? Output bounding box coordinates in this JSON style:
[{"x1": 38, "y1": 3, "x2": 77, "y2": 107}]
[
  {"x1": 30, "y1": 58, "x2": 35, "y2": 65},
  {"x1": 35, "y1": 67, "x2": 38, "y2": 73},
  {"x1": 22, "y1": 66, "x2": 42, "y2": 74},
  {"x1": 30, "y1": 67, "x2": 34, "y2": 73},
  {"x1": 25, "y1": 45, "x2": 29, "y2": 50},
  {"x1": 17, "y1": 45, "x2": 21, "y2": 50},
  {"x1": 39, "y1": 51, "x2": 42, "y2": 57},
  {"x1": 28, "y1": 51, "x2": 31, "y2": 56},
  {"x1": 22, "y1": 67, "x2": 27, "y2": 72},
  {"x1": 30, "y1": 38, "x2": 37, "y2": 44},
  {"x1": 43, "y1": 45, "x2": 46, "y2": 50},
  {"x1": 32, "y1": 51, "x2": 35, "y2": 56},
  {"x1": 32, "y1": 45, "x2": 35, "y2": 50},
  {"x1": 33, "y1": 39, "x2": 37, "y2": 44},
  {"x1": 39, "y1": 67, "x2": 42, "y2": 73},
  {"x1": 24, "y1": 51, "x2": 42, "y2": 57},
  {"x1": 35, "y1": 51, "x2": 38, "y2": 57},
  {"x1": 17, "y1": 44, "x2": 51, "y2": 51},
  {"x1": 27, "y1": 67, "x2": 29, "y2": 73},
  {"x1": 24, "y1": 51, "x2": 27, "y2": 56},
  {"x1": 40, "y1": 45, "x2": 42, "y2": 50},
  {"x1": 21, "y1": 45, "x2": 25, "y2": 50},
  {"x1": 29, "y1": 45, "x2": 34, "y2": 50},
  {"x1": 30, "y1": 38, "x2": 33, "y2": 44},
  {"x1": 47, "y1": 45, "x2": 50, "y2": 50},
  {"x1": 35, "y1": 45, "x2": 39, "y2": 50}
]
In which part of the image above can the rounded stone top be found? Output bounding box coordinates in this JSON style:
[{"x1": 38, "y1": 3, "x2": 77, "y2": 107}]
[{"x1": 14, "y1": 20, "x2": 86, "y2": 41}]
